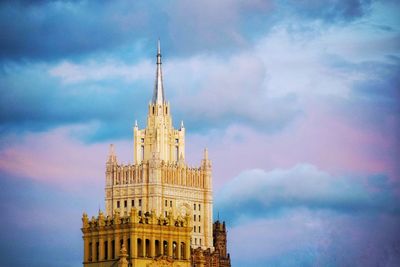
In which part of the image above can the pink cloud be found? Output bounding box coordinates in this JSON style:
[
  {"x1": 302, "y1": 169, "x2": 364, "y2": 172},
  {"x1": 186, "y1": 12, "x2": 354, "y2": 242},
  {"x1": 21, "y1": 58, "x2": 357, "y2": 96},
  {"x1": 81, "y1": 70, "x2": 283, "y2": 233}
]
[{"x1": 0, "y1": 124, "x2": 132, "y2": 190}]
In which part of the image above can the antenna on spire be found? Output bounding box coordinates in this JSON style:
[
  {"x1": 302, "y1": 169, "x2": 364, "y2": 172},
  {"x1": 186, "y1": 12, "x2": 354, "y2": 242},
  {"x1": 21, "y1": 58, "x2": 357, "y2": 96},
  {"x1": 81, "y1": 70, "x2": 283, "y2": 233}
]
[
  {"x1": 204, "y1": 148, "x2": 208, "y2": 160},
  {"x1": 152, "y1": 39, "x2": 165, "y2": 104}
]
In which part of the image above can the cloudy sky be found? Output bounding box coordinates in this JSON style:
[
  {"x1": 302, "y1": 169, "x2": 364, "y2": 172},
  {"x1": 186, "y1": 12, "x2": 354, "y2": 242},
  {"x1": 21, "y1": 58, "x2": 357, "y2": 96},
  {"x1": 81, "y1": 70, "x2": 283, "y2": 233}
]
[{"x1": 0, "y1": 0, "x2": 399, "y2": 266}]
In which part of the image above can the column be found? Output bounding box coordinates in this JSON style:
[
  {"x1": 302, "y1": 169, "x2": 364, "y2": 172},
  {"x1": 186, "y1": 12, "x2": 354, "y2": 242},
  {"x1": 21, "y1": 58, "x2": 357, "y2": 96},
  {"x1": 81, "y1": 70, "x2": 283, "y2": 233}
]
[
  {"x1": 185, "y1": 238, "x2": 190, "y2": 261},
  {"x1": 168, "y1": 236, "x2": 173, "y2": 257},
  {"x1": 131, "y1": 232, "x2": 136, "y2": 258},
  {"x1": 150, "y1": 237, "x2": 155, "y2": 257},
  {"x1": 83, "y1": 237, "x2": 89, "y2": 262},
  {"x1": 115, "y1": 233, "x2": 120, "y2": 258},
  {"x1": 107, "y1": 236, "x2": 112, "y2": 260},
  {"x1": 91, "y1": 237, "x2": 96, "y2": 262},
  {"x1": 142, "y1": 235, "x2": 146, "y2": 258},
  {"x1": 177, "y1": 237, "x2": 181, "y2": 260},
  {"x1": 99, "y1": 237, "x2": 104, "y2": 261}
]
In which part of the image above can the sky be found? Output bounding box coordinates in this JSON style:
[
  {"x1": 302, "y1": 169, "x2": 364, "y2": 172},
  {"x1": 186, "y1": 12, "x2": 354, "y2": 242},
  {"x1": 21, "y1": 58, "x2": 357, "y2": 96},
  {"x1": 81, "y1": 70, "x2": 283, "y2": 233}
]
[{"x1": 0, "y1": 0, "x2": 399, "y2": 266}]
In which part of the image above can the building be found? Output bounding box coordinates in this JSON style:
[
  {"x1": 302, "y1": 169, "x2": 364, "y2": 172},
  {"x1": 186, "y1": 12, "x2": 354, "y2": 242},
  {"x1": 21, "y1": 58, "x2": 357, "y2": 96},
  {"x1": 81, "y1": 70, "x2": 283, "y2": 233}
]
[{"x1": 81, "y1": 41, "x2": 230, "y2": 267}]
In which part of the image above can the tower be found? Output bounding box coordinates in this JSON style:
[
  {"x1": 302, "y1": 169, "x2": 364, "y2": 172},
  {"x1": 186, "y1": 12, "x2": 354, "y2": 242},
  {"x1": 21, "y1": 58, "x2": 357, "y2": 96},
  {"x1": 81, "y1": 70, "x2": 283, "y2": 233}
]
[{"x1": 81, "y1": 41, "x2": 232, "y2": 267}]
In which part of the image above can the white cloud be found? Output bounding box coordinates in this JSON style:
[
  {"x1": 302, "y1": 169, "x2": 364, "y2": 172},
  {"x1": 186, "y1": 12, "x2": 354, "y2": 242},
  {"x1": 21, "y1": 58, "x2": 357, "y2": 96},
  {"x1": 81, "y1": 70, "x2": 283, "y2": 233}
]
[{"x1": 216, "y1": 164, "x2": 399, "y2": 224}]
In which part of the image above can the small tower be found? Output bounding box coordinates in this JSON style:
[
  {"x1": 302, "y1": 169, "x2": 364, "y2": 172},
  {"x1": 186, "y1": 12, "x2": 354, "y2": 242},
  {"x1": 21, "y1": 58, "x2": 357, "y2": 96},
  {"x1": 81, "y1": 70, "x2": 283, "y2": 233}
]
[{"x1": 213, "y1": 221, "x2": 231, "y2": 267}]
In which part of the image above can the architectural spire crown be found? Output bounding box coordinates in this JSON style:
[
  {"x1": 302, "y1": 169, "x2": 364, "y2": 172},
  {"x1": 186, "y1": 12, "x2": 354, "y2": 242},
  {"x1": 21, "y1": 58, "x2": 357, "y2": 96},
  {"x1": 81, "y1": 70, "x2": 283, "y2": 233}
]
[{"x1": 152, "y1": 39, "x2": 165, "y2": 104}]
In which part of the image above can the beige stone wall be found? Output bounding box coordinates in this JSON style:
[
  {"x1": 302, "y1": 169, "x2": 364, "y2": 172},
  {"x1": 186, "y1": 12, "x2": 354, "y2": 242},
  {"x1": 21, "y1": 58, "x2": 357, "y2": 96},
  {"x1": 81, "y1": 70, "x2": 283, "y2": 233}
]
[{"x1": 104, "y1": 101, "x2": 213, "y2": 250}]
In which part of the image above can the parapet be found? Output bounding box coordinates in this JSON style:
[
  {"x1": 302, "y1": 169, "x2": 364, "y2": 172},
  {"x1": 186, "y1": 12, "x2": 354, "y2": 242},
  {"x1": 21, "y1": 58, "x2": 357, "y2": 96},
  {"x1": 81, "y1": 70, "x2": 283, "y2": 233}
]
[{"x1": 82, "y1": 208, "x2": 192, "y2": 232}]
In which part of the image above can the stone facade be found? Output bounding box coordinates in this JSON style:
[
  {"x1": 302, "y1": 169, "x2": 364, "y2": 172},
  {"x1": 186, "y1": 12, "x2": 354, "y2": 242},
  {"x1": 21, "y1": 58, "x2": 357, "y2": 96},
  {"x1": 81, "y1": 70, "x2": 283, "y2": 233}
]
[{"x1": 81, "y1": 41, "x2": 230, "y2": 267}]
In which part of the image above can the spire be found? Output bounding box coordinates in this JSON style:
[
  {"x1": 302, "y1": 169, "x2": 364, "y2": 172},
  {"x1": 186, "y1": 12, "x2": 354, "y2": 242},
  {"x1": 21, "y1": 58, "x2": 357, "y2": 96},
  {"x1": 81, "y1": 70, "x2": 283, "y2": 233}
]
[
  {"x1": 108, "y1": 144, "x2": 117, "y2": 163},
  {"x1": 152, "y1": 39, "x2": 165, "y2": 104}
]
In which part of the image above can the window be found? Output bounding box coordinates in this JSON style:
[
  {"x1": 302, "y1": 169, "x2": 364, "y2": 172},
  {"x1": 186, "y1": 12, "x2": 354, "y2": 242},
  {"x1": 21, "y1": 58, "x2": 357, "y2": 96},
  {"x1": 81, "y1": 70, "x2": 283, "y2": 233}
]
[
  {"x1": 139, "y1": 211, "x2": 142, "y2": 216},
  {"x1": 170, "y1": 200, "x2": 172, "y2": 207},
  {"x1": 195, "y1": 238, "x2": 197, "y2": 245},
  {"x1": 175, "y1": 138, "x2": 179, "y2": 144},
  {"x1": 124, "y1": 200, "x2": 127, "y2": 208},
  {"x1": 166, "y1": 106, "x2": 168, "y2": 114},
  {"x1": 194, "y1": 215, "x2": 196, "y2": 221},
  {"x1": 194, "y1": 226, "x2": 196, "y2": 232},
  {"x1": 200, "y1": 239, "x2": 202, "y2": 246},
  {"x1": 141, "y1": 145, "x2": 144, "y2": 161},
  {"x1": 117, "y1": 201, "x2": 120, "y2": 208},
  {"x1": 152, "y1": 106, "x2": 155, "y2": 114},
  {"x1": 199, "y1": 215, "x2": 201, "y2": 221},
  {"x1": 165, "y1": 211, "x2": 168, "y2": 217},
  {"x1": 132, "y1": 199, "x2": 135, "y2": 206},
  {"x1": 139, "y1": 199, "x2": 142, "y2": 207},
  {"x1": 198, "y1": 226, "x2": 201, "y2": 233},
  {"x1": 141, "y1": 138, "x2": 144, "y2": 143},
  {"x1": 104, "y1": 241, "x2": 108, "y2": 260},
  {"x1": 165, "y1": 200, "x2": 168, "y2": 206},
  {"x1": 194, "y1": 204, "x2": 196, "y2": 210},
  {"x1": 199, "y1": 204, "x2": 201, "y2": 211}
]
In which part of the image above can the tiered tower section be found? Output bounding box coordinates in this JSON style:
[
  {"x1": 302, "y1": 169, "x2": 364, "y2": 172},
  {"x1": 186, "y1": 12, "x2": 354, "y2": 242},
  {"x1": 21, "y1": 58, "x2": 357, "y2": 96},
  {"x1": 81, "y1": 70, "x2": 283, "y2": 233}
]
[{"x1": 104, "y1": 41, "x2": 213, "y2": 250}]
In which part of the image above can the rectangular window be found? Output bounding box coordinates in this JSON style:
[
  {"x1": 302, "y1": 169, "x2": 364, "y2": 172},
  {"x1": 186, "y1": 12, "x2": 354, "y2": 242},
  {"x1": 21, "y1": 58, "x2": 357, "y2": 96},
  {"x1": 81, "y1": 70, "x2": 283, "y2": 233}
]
[
  {"x1": 170, "y1": 200, "x2": 172, "y2": 207},
  {"x1": 139, "y1": 199, "x2": 142, "y2": 206},
  {"x1": 194, "y1": 215, "x2": 196, "y2": 221},
  {"x1": 112, "y1": 240, "x2": 115, "y2": 259},
  {"x1": 198, "y1": 226, "x2": 201, "y2": 233},
  {"x1": 175, "y1": 138, "x2": 179, "y2": 144},
  {"x1": 165, "y1": 211, "x2": 168, "y2": 217},
  {"x1": 195, "y1": 238, "x2": 197, "y2": 245},
  {"x1": 199, "y1": 204, "x2": 201, "y2": 211},
  {"x1": 124, "y1": 200, "x2": 127, "y2": 208},
  {"x1": 165, "y1": 200, "x2": 167, "y2": 206},
  {"x1": 200, "y1": 239, "x2": 202, "y2": 246},
  {"x1": 117, "y1": 201, "x2": 120, "y2": 208},
  {"x1": 194, "y1": 226, "x2": 196, "y2": 232},
  {"x1": 89, "y1": 242, "x2": 92, "y2": 261},
  {"x1": 139, "y1": 211, "x2": 142, "y2": 216},
  {"x1": 199, "y1": 215, "x2": 201, "y2": 221},
  {"x1": 132, "y1": 199, "x2": 134, "y2": 206},
  {"x1": 194, "y1": 204, "x2": 196, "y2": 210},
  {"x1": 104, "y1": 241, "x2": 108, "y2": 260}
]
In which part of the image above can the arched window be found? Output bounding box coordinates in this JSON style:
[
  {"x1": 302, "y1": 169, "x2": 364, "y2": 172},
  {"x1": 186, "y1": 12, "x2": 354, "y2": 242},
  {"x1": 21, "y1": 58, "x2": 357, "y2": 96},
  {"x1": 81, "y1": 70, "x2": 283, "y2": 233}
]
[
  {"x1": 155, "y1": 240, "x2": 161, "y2": 256},
  {"x1": 180, "y1": 242, "x2": 186, "y2": 259},
  {"x1": 137, "y1": 238, "x2": 143, "y2": 257},
  {"x1": 145, "y1": 239, "x2": 150, "y2": 257},
  {"x1": 163, "y1": 241, "x2": 168, "y2": 256},
  {"x1": 173, "y1": 242, "x2": 178, "y2": 259}
]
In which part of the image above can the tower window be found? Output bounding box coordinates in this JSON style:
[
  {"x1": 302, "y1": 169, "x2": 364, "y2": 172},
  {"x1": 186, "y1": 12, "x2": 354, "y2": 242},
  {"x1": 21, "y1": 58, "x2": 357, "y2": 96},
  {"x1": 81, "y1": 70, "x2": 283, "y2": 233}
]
[
  {"x1": 195, "y1": 238, "x2": 197, "y2": 245},
  {"x1": 194, "y1": 204, "x2": 196, "y2": 210},
  {"x1": 117, "y1": 201, "x2": 120, "y2": 208},
  {"x1": 194, "y1": 215, "x2": 196, "y2": 221},
  {"x1": 141, "y1": 138, "x2": 144, "y2": 143},
  {"x1": 200, "y1": 239, "x2": 202, "y2": 246},
  {"x1": 170, "y1": 200, "x2": 172, "y2": 207},
  {"x1": 132, "y1": 199, "x2": 135, "y2": 206},
  {"x1": 165, "y1": 200, "x2": 167, "y2": 206},
  {"x1": 199, "y1": 204, "x2": 201, "y2": 211},
  {"x1": 141, "y1": 145, "x2": 144, "y2": 161},
  {"x1": 152, "y1": 106, "x2": 155, "y2": 114},
  {"x1": 199, "y1": 215, "x2": 201, "y2": 221},
  {"x1": 194, "y1": 226, "x2": 196, "y2": 232},
  {"x1": 175, "y1": 138, "x2": 179, "y2": 144},
  {"x1": 166, "y1": 106, "x2": 168, "y2": 114},
  {"x1": 139, "y1": 199, "x2": 142, "y2": 207},
  {"x1": 124, "y1": 200, "x2": 127, "y2": 208},
  {"x1": 198, "y1": 226, "x2": 201, "y2": 233}
]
